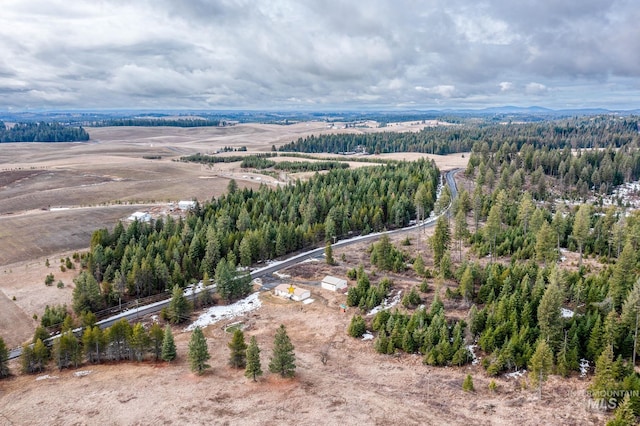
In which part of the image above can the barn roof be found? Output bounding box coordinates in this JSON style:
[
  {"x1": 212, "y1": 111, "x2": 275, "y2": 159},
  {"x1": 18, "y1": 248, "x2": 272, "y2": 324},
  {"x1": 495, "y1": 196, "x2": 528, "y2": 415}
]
[{"x1": 322, "y1": 276, "x2": 346, "y2": 285}]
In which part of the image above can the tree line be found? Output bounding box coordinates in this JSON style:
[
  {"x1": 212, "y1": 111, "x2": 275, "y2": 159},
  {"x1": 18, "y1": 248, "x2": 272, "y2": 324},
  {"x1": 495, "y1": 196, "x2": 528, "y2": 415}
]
[
  {"x1": 279, "y1": 115, "x2": 639, "y2": 155},
  {"x1": 0, "y1": 122, "x2": 90, "y2": 142},
  {"x1": 74, "y1": 160, "x2": 438, "y2": 314},
  {"x1": 89, "y1": 118, "x2": 222, "y2": 127},
  {"x1": 179, "y1": 152, "x2": 350, "y2": 173},
  {"x1": 1, "y1": 317, "x2": 297, "y2": 385}
]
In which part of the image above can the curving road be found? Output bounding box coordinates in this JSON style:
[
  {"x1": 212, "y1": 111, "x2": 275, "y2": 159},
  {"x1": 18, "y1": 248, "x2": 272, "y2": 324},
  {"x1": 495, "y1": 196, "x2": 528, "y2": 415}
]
[{"x1": 8, "y1": 168, "x2": 460, "y2": 360}]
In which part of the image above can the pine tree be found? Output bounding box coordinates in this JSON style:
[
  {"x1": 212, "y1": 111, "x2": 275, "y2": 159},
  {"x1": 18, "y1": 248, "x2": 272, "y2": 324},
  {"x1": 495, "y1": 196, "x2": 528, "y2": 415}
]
[
  {"x1": 517, "y1": 192, "x2": 535, "y2": 235},
  {"x1": 462, "y1": 374, "x2": 474, "y2": 392},
  {"x1": 431, "y1": 216, "x2": 450, "y2": 270},
  {"x1": 459, "y1": 265, "x2": 474, "y2": 305},
  {"x1": 21, "y1": 343, "x2": 36, "y2": 373},
  {"x1": 610, "y1": 241, "x2": 636, "y2": 312},
  {"x1": 54, "y1": 331, "x2": 81, "y2": 369},
  {"x1": 161, "y1": 324, "x2": 177, "y2": 362},
  {"x1": 245, "y1": 336, "x2": 262, "y2": 382},
  {"x1": 82, "y1": 326, "x2": 105, "y2": 363},
  {"x1": 607, "y1": 393, "x2": 636, "y2": 426},
  {"x1": 528, "y1": 339, "x2": 554, "y2": 399},
  {"x1": 188, "y1": 326, "x2": 210, "y2": 375},
  {"x1": 588, "y1": 314, "x2": 605, "y2": 360},
  {"x1": 375, "y1": 332, "x2": 390, "y2": 354},
  {"x1": 413, "y1": 255, "x2": 425, "y2": 277},
  {"x1": 72, "y1": 271, "x2": 103, "y2": 315},
  {"x1": 556, "y1": 332, "x2": 573, "y2": 377},
  {"x1": 0, "y1": 337, "x2": 9, "y2": 378},
  {"x1": 129, "y1": 323, "x2": 150, "y2": 362},
  {"x1": 537, "y1": 275, "x2": 563, "y2": 351},
  {"x1": 325, "y1": 242, "x2": 335, "y2": 265},
  {"x1": 168, "y1": 285, "x2": 191, "y2": 324},
  {"x1": 590, "y1": 345, "x2": 616, "y2": 400},
  {"x1": 485, "y1": 203, "x2": 502, "y2": 262},
  {"x1": 269, "y1": 324, "x2": 296, "y2": 378},
  {"x1": 107, "y1": 319, "x2": 132, "y2": 361},
  {"x1": 149, "y1": 322, "x2": 164, "y2": 361},
  {"x1": 228, "y1": 329, "x2": 248, "y2": 369},
  {"x1": 572, "y1": 204, "x2": 591, "y2": 266},
  {"x1": 348, "y1": 315, "x2": 366, "y2": 338},
  {"x1": 535, "y1": 222, "x2": 557, "y2": 265},
  {"x1": 453, "y1": 207, "x2": 468, "y2": 261}
]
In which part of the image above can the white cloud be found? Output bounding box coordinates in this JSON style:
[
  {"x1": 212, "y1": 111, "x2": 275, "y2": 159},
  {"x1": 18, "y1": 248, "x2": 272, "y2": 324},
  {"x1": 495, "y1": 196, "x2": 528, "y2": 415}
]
[
  {"x1": 0, "y1": 0, "x2": 637, "y2": 109},
  {"x1": 499, "y1": 81, "x2": 513, "y2": 91},
  {"x1": 525, "y1": 82, "x2": 548, "y2": 95},
  {"x1": 416, "y1": 85, "x2": 456, "y2": 98}
]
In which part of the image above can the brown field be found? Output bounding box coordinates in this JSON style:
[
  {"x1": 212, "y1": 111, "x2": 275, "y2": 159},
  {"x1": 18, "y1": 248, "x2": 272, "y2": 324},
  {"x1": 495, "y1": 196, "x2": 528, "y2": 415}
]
[{"x1": 1, "y1": 123, "x2": 607, "y2": 424}]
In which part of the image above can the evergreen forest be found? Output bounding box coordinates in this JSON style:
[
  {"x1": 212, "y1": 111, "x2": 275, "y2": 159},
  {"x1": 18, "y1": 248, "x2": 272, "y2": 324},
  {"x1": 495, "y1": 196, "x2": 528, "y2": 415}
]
[{"x1": 0, "y1": 122, "x2": 90, "y2": 142}]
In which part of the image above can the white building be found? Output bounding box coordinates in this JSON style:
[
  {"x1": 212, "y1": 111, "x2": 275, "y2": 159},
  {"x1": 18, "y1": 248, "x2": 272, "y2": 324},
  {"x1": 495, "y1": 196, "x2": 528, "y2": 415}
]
[
  {"x1": 178, "y1": 200, "x2": 197, "y2": 210},
  {"x1": 321, "y1": 276, "x2": 347, "y2": 292},
  {"x1": 127, "y1": 211, "x2": 151, "y2": 223},
  {"x1": 274, "y1": 284, "x2": 310, "y2": 302}
]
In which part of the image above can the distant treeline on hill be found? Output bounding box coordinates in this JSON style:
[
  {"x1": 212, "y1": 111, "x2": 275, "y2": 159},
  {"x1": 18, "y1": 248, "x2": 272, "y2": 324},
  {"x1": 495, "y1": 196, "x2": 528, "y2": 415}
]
[
  {"x1": 279, "y1": 116, "x2": 640, "y2": 155},
  {"x1": 90, "y1": 118, "x2": 223, "y2": 127},
  {"x1": 0, "y1": 122, "x2": 90, "y2": 143},
  {"x1": 179, "y1": 152, "x2": 350, "y2": 172},
  {"x1": 179, "y1": 152, "x2": 277, "y2": 164}
]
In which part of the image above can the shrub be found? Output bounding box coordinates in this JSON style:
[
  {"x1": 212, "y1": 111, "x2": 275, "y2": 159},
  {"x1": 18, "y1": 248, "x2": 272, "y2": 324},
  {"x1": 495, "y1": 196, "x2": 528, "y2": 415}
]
[
  {"x1": 462, "y1": 374, "x2": 474, "y2": 392},
  {"x1": 44, "y1": 273, "x2": 55, "y2": 286},
  {"x1": 348, "y1": 315, "x2": 366, "y2": 338},
  {"x1": 346, "y1": 268, "x2": 357, "y2": 280},
  {"x1": 401, "y1": 287, "x2": 421, "y2": 308}
]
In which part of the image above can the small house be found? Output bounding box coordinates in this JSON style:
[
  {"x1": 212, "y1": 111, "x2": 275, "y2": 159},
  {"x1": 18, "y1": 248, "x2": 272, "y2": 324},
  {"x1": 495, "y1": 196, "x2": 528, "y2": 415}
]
[
  {"x1": 178, "y1": 200, "x2": 197, "y2": 210},
  {"x1": 321, "y1": 276, "x2": 347, "y2": 292},
  {"x1": 274, "y1": 284, "x2": 310, "y2": 302},
  {"x1": 127, "y1": 211, "x2": 151, "y2": 223}
]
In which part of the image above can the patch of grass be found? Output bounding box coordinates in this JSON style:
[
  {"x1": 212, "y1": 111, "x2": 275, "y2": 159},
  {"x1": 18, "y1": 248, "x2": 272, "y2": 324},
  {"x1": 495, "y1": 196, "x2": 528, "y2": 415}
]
[{"x1": 225, "y1": 322, "x2": 244, "y2": 333}]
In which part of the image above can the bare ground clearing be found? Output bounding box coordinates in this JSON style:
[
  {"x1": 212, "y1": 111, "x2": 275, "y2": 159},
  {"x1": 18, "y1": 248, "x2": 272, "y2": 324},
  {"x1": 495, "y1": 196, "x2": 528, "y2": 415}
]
[{"x1": 0, "y1": 287, "x2": 606, "y2": 425}]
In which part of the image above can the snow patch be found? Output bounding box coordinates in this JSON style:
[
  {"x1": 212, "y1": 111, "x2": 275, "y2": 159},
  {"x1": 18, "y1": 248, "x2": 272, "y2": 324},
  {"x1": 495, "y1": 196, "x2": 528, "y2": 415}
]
[
  {"x1": 362, "y1": 332, "x2": 374, "y2": 341},
  {"x1": 368, "y1": 291, "x2": 402, "y2": 316},
  {"x1": 186, "y1": 292, "x2": 262, "y2": 331},
  {"x1": 299, "y1": 258, "x2": 319, "y2": 264},
  {"x1": 273, "y1": 271, "x2": 291, "y2": 279},
  {"x1": 74, "y1": 370, "x2": 92, "y2": 377},
  {"x1": 302, "y1": 298, "x2": 315, "y2": 305},
  {"x1": 561, "y1": 307, "x2": 575, "y2": 318},
  {"x1": 505, "y1": 369, "x2": 526, "y2": 379},
  {"x1": 467, "y1": 344, "x2": 480, "y2": 366},
  {"x1": 36, "y1": 374, "x2": 58, "y2": 381},
  {"x1": 183, "y1": 281, "x2": 207, "y2": 297}
]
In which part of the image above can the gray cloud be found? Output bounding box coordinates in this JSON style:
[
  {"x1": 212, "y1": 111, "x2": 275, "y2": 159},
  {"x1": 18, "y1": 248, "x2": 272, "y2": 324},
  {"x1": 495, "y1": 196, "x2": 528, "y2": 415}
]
[{"x1": 0, "y1": 0, "x2": 637, "y2": 110}]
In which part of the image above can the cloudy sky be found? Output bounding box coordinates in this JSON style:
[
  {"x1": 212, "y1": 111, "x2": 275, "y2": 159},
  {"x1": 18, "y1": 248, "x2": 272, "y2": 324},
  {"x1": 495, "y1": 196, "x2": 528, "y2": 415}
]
[{"x1": 0, "y1": 0, "x2": 638, "y2": 110}]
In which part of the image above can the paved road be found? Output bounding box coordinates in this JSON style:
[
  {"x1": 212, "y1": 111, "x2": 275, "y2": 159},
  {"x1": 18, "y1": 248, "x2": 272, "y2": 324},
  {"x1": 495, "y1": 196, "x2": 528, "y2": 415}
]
[
  {"x1": 7, "y1": 169, "x2": 460, "y2": 360},
  {"x1": 250, "y1": 168, "x2": 459, "y2": 286}
]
